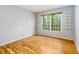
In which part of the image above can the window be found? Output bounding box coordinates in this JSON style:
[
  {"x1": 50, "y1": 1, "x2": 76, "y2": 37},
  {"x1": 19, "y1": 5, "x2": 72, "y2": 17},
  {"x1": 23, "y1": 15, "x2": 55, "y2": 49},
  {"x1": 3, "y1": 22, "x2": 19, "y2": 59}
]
[
  {"x1": 42, "y1": 12, "x2": 62, "y2": 31},
  {"x1": 42, "y1": 15, "x2": 50, "y2": 30}
]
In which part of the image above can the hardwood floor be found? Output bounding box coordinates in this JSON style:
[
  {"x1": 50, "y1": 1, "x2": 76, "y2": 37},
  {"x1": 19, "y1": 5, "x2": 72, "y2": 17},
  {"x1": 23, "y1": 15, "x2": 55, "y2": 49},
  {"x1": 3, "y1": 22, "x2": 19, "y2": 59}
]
[{"x1": 0, "y1": 35, "x2": 78, "y2": 54}]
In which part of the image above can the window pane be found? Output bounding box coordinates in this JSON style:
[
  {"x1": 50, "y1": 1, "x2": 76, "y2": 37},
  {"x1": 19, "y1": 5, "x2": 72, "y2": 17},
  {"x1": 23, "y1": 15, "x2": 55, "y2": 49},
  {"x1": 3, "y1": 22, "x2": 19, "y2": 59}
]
[
  {"x1": 51, "y1": 13, "x2": 61, "y2": 31},
  {"x1": 42, "y1": 15, "x2": 50, "y2": 30}
]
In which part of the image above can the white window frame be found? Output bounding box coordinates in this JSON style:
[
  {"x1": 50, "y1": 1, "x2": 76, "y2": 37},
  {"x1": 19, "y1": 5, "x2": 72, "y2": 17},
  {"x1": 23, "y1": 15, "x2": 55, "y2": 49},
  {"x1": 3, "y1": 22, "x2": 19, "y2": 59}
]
[{"x1": 41, "y1": 12, "x2": 62, "y2": 32}]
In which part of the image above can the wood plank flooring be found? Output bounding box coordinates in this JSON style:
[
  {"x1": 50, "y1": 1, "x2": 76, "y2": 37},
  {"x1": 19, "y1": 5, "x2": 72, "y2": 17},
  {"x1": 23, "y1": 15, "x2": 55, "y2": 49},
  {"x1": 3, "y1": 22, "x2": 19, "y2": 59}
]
[{"x1": 0, "y1": 35, "x2": 78, "y2": 54}]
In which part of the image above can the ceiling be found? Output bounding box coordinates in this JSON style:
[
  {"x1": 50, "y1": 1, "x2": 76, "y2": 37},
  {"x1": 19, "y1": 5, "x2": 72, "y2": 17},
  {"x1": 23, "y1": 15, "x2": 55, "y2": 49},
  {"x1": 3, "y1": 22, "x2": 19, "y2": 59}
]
[{"x1": 17, "y1": 5, "x2": 68, "y2": 13}]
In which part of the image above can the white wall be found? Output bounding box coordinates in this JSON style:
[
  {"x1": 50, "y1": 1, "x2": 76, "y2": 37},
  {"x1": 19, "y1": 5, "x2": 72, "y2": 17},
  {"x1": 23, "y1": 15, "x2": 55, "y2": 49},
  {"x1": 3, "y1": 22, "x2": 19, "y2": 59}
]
[
  {"x1": 75, "y1": 5, "x2": 79, "y2": 52},
  {"x1": 0, "y1": 6, "x2": 35, "y2": 46},
  {"x1": 36, "y1": 6, "x2": 75, "y2": 40}
]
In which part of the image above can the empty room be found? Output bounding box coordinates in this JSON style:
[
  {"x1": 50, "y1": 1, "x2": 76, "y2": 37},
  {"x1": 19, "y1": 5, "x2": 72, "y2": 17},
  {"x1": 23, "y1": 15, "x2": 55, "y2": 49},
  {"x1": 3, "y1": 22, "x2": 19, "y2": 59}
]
[{"x1": 0, "y1": 5, "x2": 79, "y2": 54}]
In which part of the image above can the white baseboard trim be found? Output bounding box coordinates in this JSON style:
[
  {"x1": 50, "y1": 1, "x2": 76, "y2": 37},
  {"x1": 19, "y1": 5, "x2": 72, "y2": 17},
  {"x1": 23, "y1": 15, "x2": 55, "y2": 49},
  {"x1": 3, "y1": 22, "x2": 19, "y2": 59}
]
[
  {"x1": 74, "y1": 40, "x2": 79, "y2": 53},
  {"x1": 36, "y1": 34, "x2": 74, "y2": 41},
  {"x1": 0, "y1": 34, "x2": 34, "y2": 46}
]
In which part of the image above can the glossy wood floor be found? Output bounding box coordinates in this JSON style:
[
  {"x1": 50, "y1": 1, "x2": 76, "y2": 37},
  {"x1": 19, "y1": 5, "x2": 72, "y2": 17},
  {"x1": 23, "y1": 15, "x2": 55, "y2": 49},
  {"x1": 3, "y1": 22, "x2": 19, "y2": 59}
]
[{"x1": 0, "y1": 35, "x2": 78, "y2": 54}]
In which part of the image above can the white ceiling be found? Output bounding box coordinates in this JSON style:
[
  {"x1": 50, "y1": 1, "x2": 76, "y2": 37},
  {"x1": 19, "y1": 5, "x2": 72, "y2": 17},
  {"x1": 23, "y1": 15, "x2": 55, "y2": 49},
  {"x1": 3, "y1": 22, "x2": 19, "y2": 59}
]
[{"x1": 17, "y1": 5, "x2": 68, "y2": 13}]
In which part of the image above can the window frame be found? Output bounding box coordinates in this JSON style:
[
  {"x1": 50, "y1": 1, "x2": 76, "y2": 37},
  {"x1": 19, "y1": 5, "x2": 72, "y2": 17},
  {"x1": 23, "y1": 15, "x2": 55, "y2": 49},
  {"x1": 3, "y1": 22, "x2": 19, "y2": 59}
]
[
  {"x1": 41, "y1": 12, "x2": 62, "y2": 32},
  {"x1": 41, "y1": 15, "x2": 51, "y2": 31}
]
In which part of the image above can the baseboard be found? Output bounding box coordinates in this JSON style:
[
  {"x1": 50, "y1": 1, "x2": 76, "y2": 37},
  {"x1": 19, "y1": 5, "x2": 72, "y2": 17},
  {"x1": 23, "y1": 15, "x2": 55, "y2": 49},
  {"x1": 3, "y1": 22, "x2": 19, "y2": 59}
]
[
  {"x1": 35, "y1": 34, "x2": 74, "y2": 42},
  {"x1": 75, "y1": 45, "x2": 79, "y2": 53},
  {"x1": 0, "y1": 34, "x2": 74, "y2": 49},
  {"x1": 0, "y1": 34, "x2": 35, "y2": 46},
  {"x1": 74, "y1": 40, "x2": 79, "y2": 53}
]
